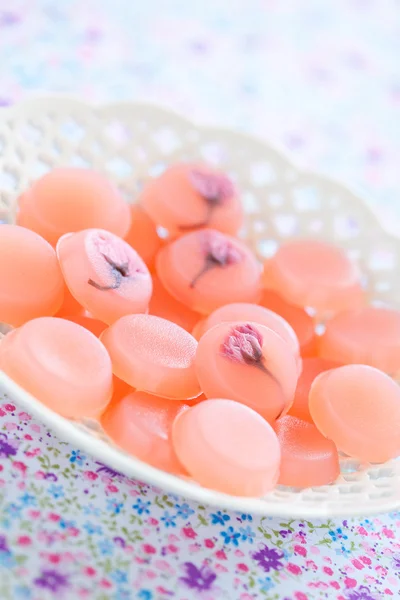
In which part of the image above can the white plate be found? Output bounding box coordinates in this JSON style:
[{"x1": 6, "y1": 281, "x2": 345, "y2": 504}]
[{"x1": 1, "y1": 97, "x2": 399, "y2": 518}]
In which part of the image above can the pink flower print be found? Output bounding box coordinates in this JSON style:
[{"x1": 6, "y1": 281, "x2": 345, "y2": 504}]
[
  {"x1": 167, "y1": 544, "x2": 178, "y2": 553},
  {"x1": 0, "y1": 478, "x2": 5, "y2": 487},
  {"x1": 35, "y1": 471, "x2": 46, "y2": 480},
  {"x1": 383, "y1": 528, "x2": 395, "y2": 539},
  {"x1": 100, "y1": 579, "x2": 112, "y2": 589},
  {"x1": 84, "y1": 567, "x2": 96, "y2": 577},
  {"x1": 106, "y1": 484, "x2": 119, "y2": 493},
  {"x1": 30, "y1": 424, "x2": 41, "y2": 433},
  {"x1": 189, "y1": 543, "x2": 200, "y2": 553},
  {"x1": 48, "y1": 513, "x2": 61, "y2": 522},
  {"x1": 147, "y1": 517, "x2": 159, "y2": 526},
  {"x1": 323, "y1": 566, "x2": 334, "y2": 576},
  {"x1": 13, "y1": 461, "x2": 27, "y2": 475},
  {"x1": 237, "y1": 563, "x2": 249, "y2": 573},
  {"x1": 28, "y1": 510, "x2": 40, "y2": 519},
  {"x1": 17, "y1": 536, "x2": 31, "y2": 546},
  {"x1": 143, "y1": 544, "x2": 156, "y2": 554},
  {"x1": 294, "y1": 545, "x2": 307, "y2": 557},
  {"x1": 4, "y1": 404, "x2": 15, "y2": 412},
  {"x1": 25, "y1": 448, "x2": 41, "y2": 457},
  {"x1": 215, "y1": 563, "x2": 228, "y2": 573},
  {"x1": 146, "y1": 570, "x2": 157, "y2": 580},
  {"x1": 18, "y1": 412, "x2": 31, "y2": 420},
  {"x1": 0, "y1": 409, "x2": 6, "y2": 417},
  {"x1": 155, "y1": 560, "x2": 171, "y2": 573},
  {"x1": 23, "y1": 434, "x2": 33, "y2": 441},
  {"x1": 344, "y1": 578, "x2": 357, "y2": 588},
  {"x1": 17, "y1": 481, "x2": 25, "y2": 490},
  {"x1": 384, "y1": 589, "x2": 393, "y2": 596},
  {"x1": 310, "y1": 546, "x2": 320, "y2": 554},
  {"x1": 182, "y1": 527, "x2": 197, "y2": 539},
  {"x1": 330, "y1": 582, "x2": 340, "y2": 590},
  {"x1": 234, "y1": 549, "x2": 244, "y2": 557},
  {"x1": 287, "y1": 563, "x2": 302, "y2": 575},
  {"x1": 5, "y1": 422, "x2": 17, "y2": 431},
  {"x1": 294, "y1": 593, "x2": 308, "y2": 600},
  {"x1": 215, "y1": 550, "x2": 227, "y2": 560},
  {"x1": 306, "y1": 560, "x2": 317, "y2": 571},
  {"x1": 375, "y1": 566, "x2": 387, "y2": 576},
  {"x1": 83, "y1": 470, "x2": 98, "y2": 481},
  {"x1": 205, "y1": 539, "x2": 215, "y2": 548},
  {"x1": 352, "y1": 559, "x2": 364, "y2": 570},
  {"x1": 48, "y1": 554, "x2": 61, "y2": 564}
]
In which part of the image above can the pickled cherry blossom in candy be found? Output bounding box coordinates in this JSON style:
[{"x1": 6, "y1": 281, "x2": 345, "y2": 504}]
[
  {"x1": 263, "y1": 240, "x2": 364, "y2": 317},
  {"x1": 172, "y1": 399, "x2": 281, "y2": 496},
  {"x1": 309, "y1": 364, "x2": 400, "y2": 463},
  {"x1": 57, "y1": 229, "x2": 152, "y2": 325},
  {"x1": 319, "y1": 307, "x2": 400, "y2": 374},
  {"x1": 195, "y1": 321, "x2": 298, "y2": 422},
  {"x1": 101, "y1": 314, "x2": 200, "y2": 399},
  {"x1": 149, "y1": 275, "x2": 201, "y2": 332},
  {"x1": 259, "y1": 290, "x2": 317, "y2": 357},
  {"x1": 141, "y1": 163, "x2": 243, "y2": 236},
  {"x1": 194, "y1": 302, "x2": 300, "y2": 369},
  {"x1": 0, "y1": 225, "x2": 64, "y2": 327},
  {"x1": 17, "y1": 168, "x2": 131, "y2": 246},
  {"x1": 156, "y1": 229, "x2": 261, "y2": 315},
  {"x1": 274, "y1": 416, "x2": 340, "y2": 487},
  {"x1": 289, "y1": 358, "x2": 342, "y2": 422},
  {"x1": 0, "y1": 317, "x2": 112, "y2": 418},
  {"x1": 124, "y1": 204, "x2": 162, "y2": 270},
  {"x1": 102, "y1": 391, "x2": 188, "y2": 474}
]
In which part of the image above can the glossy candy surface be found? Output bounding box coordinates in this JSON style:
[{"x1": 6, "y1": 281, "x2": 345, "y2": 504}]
[
  {"x1": 0, "y1": 317, "x2": 113, "y2": 418},
  {"x1": 102, "y1": 391, "x2": 188, "y2": 474},
  {"x1": 274, "y1": 415, "x2": 340, "y2": 487},
  {"x1": 57, "y1": 228, "x2": 152, "y2": 325},
  {"x1": 0, "y1": 225, "x2": 64, "y2": 327},
  {"x1": 101, "y1": 314, "x2": 200, "y2": 400},
  {"x1": 172, "y1": 399, "x2": 281, "y2": 496},
  {"x1": 309, "y1": 364, "x2": 400, "y2": 463},
  {"x1": 17, "y1": 168, "x2": 131, "y2": 246},
  {"x1": 157, "y1": 229, "x2": 261, "y2": 315},
  {"x1": 141, "y1": 163, "x2": 243, "y2": 236},
  {"x1": 195, "y1": 321, "x2": 298, "y2": 422}
]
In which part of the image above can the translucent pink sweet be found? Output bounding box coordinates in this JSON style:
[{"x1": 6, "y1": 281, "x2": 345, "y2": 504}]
[
  {"x1": 309, "y1": 364, "x2": 400, "y2": 463},
  {"x1": 195, "y1": 302, "x2": 301, "y2": 370},
  {"x1": 64, "y1": 315, "x2": 108, "y2": 338},
  {"x1": 149, "y1": 275, "x2": 201, "y2": 332},
  {"x1": 172, "y1": 399, "x2": 281, "y2": 496},
  {"x1": 140, "y1": 163, "x2": 243, "y2": 236},
  {"x1": 124, "y1": 204, "x2": 163, "y2": 270},
  {"x1": 195, "y1": 321, "x2": 298, "y2": 423},
  {"x1": 0, "y1": 317, "x2": 113, "y2": 418},
  {"x1": 101, "y1": 314, "x2": 200, "y2": 400},
  {"x1": 57, "y1": 229, "x2": 153, "y2": 325},
  {"x1": 263, "y1": 240, "x2": 364, "y2": 317},
  {"x1": 289, "y1": 358, "x2": 342, "y2": 422},
  {"x1": 0, "y1": 224, "x2": 64, "y2": 327},
  {"x1": 102, "y1": 391, "x2": 188, "y2": 474},
  {"x1": 259, "y1": 289, "x2": 318, "y2": 357},
  {"x1": 274, "y1": 416, "x2": 340, "y2": 487},
  {"x1": 156, "y1": 229, "x2": 261, "y2": 315},
  {"x1": 17, "y1": 168, "x2": 131, "y2": 246},
  {"x1": 319, "y1": 307, "x2": 400, "y2": 375}
]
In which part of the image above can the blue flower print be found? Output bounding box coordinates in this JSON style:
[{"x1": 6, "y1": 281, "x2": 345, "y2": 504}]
[
  {"x1": 106, "y1": 499, "x2": 123, "y2": 514},
  {"x1": 240, "y1": 525, "x2": 255, "y2": 543},
  {"x1": 329, "y1": 527, "x2": 348, "y2": 542},
  {"x1": 220, "y1": 526, "x2": 241, "y2": 546},
  {"x1": 160, "y1": 511, "x2": 177, "y2": 528},
  {"x1": 361, "y1": 519, "x2": 375, "y2": 532},
  {"x1": 14, "y1": 586, "x2": 31, "y2": 599},
  {"x1": 98, "y1": 539, "x2": 113, "y2": 555},
  {"x1": 82, "y1": 503, "x2": 101, "y2": 517},
  {"x1": 83, "y1": 521, "x2": 103, "y2": 535},
  {"x1": 137, "y1": 591, "x2": 152, "y2": 600},
  {"x1": 240, "y1": 513, "x2": 253, "y2": 522},
  {"x1": 48, "y1": 484, "x2": 64, "y2": 499},
  {"x1": 69, "y1": 450, "x2": 86, "y2": 466},
  {"x1": 111, "y1": 570, "x2": 128, "y2": 584},
  {"x1": 19, "y1": 493, "x2": 36, "y2": 507},
  {"x1": 258, "y1": 577, "x2": 275, "y2": 592},
  {"x1": 175, "y1": 503, "x2": 195, "y2": 519},
  {"x1": 132, "y1": 499, "x2": 151, "y2": 515},
  {"x1": 211, "y1": 510, "x2": 230, "y2": 525},
  {"x1": 59, "y1": 519, "x2": 76, "y2": 530},
  {"x1": 115, "y1": 590, "x2": 130, "y2": 600},
  {"x1": 5, "y1": 503, "x2": 22, "y2": 519}
]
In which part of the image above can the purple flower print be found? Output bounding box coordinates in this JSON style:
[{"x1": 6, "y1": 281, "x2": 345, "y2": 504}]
[
  {"x1": 346, "y1": 586, "x2": 377, "y2": 600},
  {"x1": 0, "y1": 433, "x2": 18, "y2": 458},
  {"x1": 392, "y1": 554, "x2": 400, "y2": 570},
  {"x1": 252, "y1": 545, "x2": 284, "y2": 572},
  {"x1": 95, "y1": 461, "x2": 124, "y2": 480},
  {"x1": 0, "y1": 535, "x2": 9, "y2": 553},
  {"x1": 180, "y1": 562, "x2": 216, "y2": 592},
  {"x1": 34, "y1": 570, "x2": 69, "y2": 593}
]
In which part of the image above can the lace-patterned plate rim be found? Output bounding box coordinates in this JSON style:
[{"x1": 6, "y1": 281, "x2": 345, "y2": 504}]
[{"x1": 1, "y1": 97, "x2": 400, "y2": 517}]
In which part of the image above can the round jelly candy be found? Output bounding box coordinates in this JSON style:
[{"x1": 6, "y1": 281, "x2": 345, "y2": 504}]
[
  {"x1": 193, "y1": 302, "x2": 300, "y2": 369},
  {"x1": 156, "y1": 228, "x2": 261, "y2": 315},
  {"x1": 17, "y1": 168, "x2": 131, "y2": 246},
  {"x1": 0, "y1": 317, "x2": 113, "y2": 418},
  {"x1": 319, "y1": 307, "x2": 400, "y2": 375},
  {"x1": 274, "y1": 416, "x2": 340, "y2": 487},
  {"x1": 149, "y1": 275, "x2": 201, "y2": 332},
  {"x1": 0, "y1": 225, "x2": 64, "y2": 327},
  {"x1": 172, "y1": 399, "x2": 281, "y2": 496},
  {"x1": 309, "y1": 364, "x2": 400, "y2": 463},
  {"x1": 259, "y1": 290, "x2": 317, "y2": 357},
  {"x1": 263, "y1": 240, "x2": 364, "y2": 317},
  {"x1": 57, "y1": 229, "x2": 152, "y2": 325},
  {"x1": 64, "y1": 315, "x2": 108, "y2": 338},
  {"x1": 140, "y1": 163, "x2": 243, "y2": 236},
  {"x1": 289, "y1": 358, "x2": 342, "y2": 422},
  {"x1": 102, "y1": 391, "x2": 188, "y2": 474},
  {"x1": 124, "y1": 204, "x2": 162, "y2": 270},
  {"x1": 195, "y1": 321, "x2": 298, "y2": 422},
  {"x1": 101, "y1": 314, "x2": 200, "y2": 400}
]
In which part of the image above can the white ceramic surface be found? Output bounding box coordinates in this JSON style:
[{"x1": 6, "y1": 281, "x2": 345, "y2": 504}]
[{"x1": 0, "y1": 97, "x2": 399, "y2": 517}]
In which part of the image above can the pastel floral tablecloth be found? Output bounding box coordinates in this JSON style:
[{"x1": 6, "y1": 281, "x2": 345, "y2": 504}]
[{"x1": 1, "y1": 1, "x2": 400, "y2": 599}]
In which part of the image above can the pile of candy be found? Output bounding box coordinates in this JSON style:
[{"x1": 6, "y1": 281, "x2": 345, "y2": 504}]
[{"x1": 1, "y1": 164, "x2": 400, "y2": 498}]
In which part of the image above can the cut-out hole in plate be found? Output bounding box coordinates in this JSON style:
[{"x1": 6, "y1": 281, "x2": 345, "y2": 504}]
[
  {"x1": 268, "y1": 193, "x2": 283, "y2": 208},
  {"x1": 249, "y1": 161, "x2": 275, "y2": 187},
  {"x1": 106, "y1": 157, "x2": 133, "y2": 179},
  {"x1": 148, "y1": 162, "x2": 167, "y2": 178},
  {"x1": 0, "y1": 170, "x2": 18, "y2": 192},
  {"x1": 70, "y1": 154, "x2": 92, "y2": 168},
  {"x1": 105, "y1": 121, "x2": 131, "y2": 145},
  {"x1": 257, "y1": 239, "x2": 278, "y2": 259},
  {"x1": 241, "y1": 191, "x2": 258, "y2": 214},
  {"x1": 59, "y1": 119, "x2": 85, "y2": 144},
  {"x1": 273, "y1": 213, "x2": 297, "y2": 237},
  {"x1": 152, "y1": 127, "x2": 181, "y2": 154},
  {"x1": 368, "y1": 248, "x2": 396, "y2": 271},
  {"x1": 22, "y1": 123, "x2": 43, "y2": 144},
  {"x1": 31, "y1": 160, "x2": 51, "y2": 178},
  {"x1": 292, "y1": 186, "x2": 321, "y2": 211},
  {"x1": 334, "y1": 215, "x2": 360, "y2": 239},
  {"x1": 200, "y1": 142, "x2": 226, "y2": 165}
]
